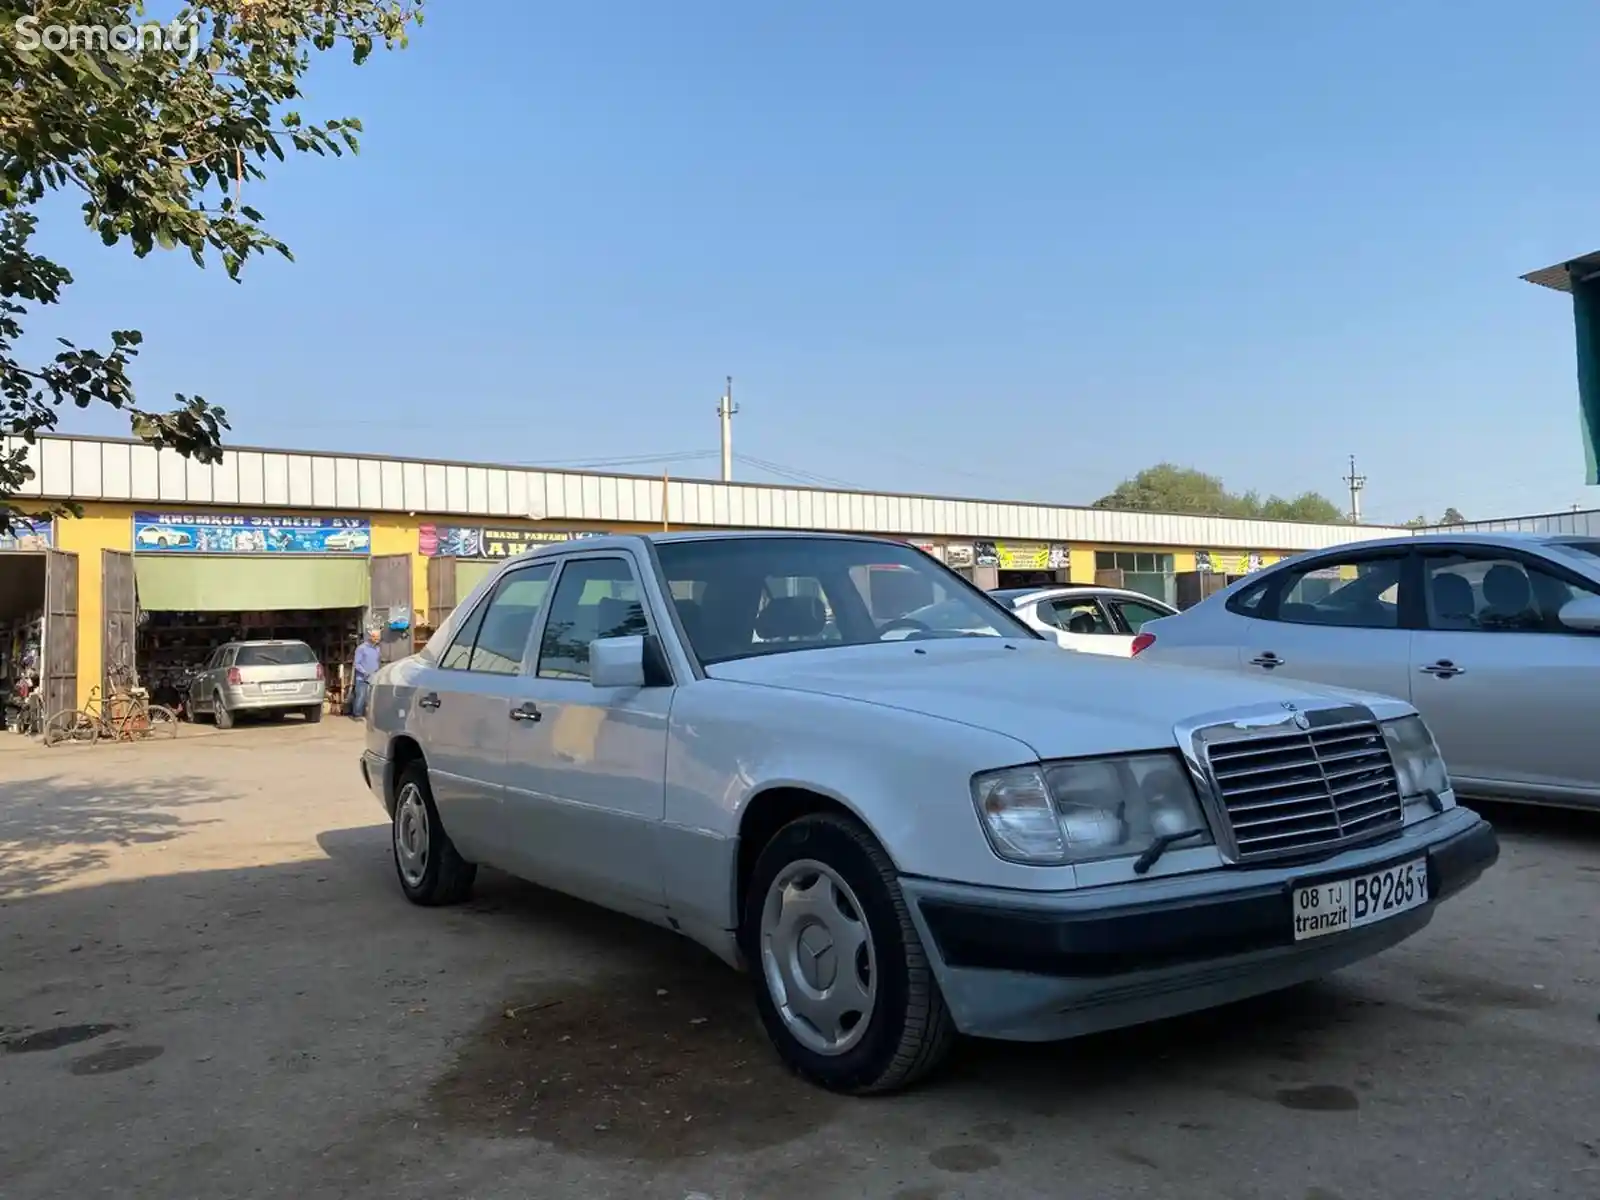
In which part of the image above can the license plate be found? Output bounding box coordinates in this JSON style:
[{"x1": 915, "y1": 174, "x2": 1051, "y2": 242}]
[
  {"x1": 261, "y1": 683, "x2": 300, "y2": 694},
  {"x1": 1292, "y1": 858, "x2": 1428, "y2": 941}
]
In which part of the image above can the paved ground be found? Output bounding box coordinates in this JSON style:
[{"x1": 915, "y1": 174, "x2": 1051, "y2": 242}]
[{"x1": 1, "y1": 722, "x2": 1597, "y2": 1200}]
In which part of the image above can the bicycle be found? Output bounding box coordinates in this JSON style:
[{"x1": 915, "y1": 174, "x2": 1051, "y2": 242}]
[{"x1": 42, "y1": 685, "x2": 179, "y2": 747}]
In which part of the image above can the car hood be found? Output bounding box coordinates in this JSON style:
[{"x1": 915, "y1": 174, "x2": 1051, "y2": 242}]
[{"x1": 705, "y1": 638, "x2": 1413, "y2": 760}]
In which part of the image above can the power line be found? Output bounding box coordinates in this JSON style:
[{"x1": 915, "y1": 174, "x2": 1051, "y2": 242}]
[{"x1": 734, "y1": 452, "x2": 862, "y2": 490}]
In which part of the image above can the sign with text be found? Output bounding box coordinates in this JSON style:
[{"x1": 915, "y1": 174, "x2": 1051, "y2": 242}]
[
  {"x1": 133, "y1": 512, "x2": 371, "y2": 555},
  {"x1": 1196, "y1": 550, "x2": 1265, "y2": 575},
  {"x1": 418, "y1": 524, "x2": 605, "y2": 559},
  {"x1": 0, "y1": 517, "x2": 53, "y2": 551}
]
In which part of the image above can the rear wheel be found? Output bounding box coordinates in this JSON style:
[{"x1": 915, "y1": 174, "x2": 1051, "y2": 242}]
[
  {"x1": 43, "y1": 709, "x2": 98, "y2": 747},
  {"x1": 392, "y1": 762, "x2": 476, "y2": 906},
  {"x1": 742, "y1": 813, "x2": 956, "y2": 1094},
  {"x1": 302, "y1": 703, "x2": 323, "y2": 724},
  {"x1": 212, "y1": 692, "x2": 234, "y2": 730}
]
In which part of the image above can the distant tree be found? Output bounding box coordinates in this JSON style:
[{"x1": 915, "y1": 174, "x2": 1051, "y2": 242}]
[
  {"x1": 1402, "y1": 515, "x2": 1430, "y2": 529},
  {"x1": 0, "y1": 1, "x2": 423, "y2": 532},
  {"x1": 1440, "y1": 506, "x2": 1467, "y2": 525},
  {"x1": 1093, "y1": 464, "x2": 1349, "y2": 523}
]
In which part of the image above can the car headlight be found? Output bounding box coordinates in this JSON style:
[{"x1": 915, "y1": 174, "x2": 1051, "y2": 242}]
[
  {"x1": 1382, "y1": 714, "x2": 1454, "y2": 816},
  {"x1": 971, "y1": 753, "x2": 1213, "y2": 866}
]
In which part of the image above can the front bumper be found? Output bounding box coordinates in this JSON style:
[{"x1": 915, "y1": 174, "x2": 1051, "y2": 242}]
[{"x1": 901, "y1": 807, "x2": 1497, "y2": 1042}]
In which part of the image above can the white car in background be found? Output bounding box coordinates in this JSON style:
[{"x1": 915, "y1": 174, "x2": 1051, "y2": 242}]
[
  {"x1": 1133, "y1": 532, "x2": 1600, "y2": 811},
  {"x1": 990, "y1": 586, "x2": 1178, "y2": 656}
]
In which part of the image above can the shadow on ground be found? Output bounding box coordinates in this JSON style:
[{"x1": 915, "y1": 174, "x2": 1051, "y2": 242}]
[
  {"x1": 0, "y1": 807, "x2": 1593, "y2": 1200},
  {"x1": 0, "y1": 773, "x2": 223, "y2": 896}
]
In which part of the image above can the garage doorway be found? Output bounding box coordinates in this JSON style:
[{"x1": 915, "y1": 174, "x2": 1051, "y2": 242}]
[{"x1": 1, "y1": 548, "x2": 78, "y2": 722}]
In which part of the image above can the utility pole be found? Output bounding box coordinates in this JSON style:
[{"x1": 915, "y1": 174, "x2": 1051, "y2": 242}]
[
  {"x1": 1344, "y1": 454, "x2": 1367, "y2": 524},
  {"x1": 717, "y1": 375, "x2": 737, "y2": 482}
]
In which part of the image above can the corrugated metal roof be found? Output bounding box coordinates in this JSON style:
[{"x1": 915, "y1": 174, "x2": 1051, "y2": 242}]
[
  {"x1": 2, "y1": 433, "x2": 1408, "y2": 551},
  {"x1": 1522, "y1": 251, "x2": 1600, "y2": 294}
]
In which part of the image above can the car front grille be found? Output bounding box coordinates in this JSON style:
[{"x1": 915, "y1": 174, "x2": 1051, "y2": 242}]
[{"x1": 1203, "y1": 718, "x2": 1403, "y2": 861}]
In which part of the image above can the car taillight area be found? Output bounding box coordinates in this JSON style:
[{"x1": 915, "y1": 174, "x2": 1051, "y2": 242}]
[
  {"x1": 315, "y1": 663, "x2": 325, "y2": 680},
  {"x1": 227, "y1": 667, "x2": 242, "y2": 685},
  {"x1": 1130, "y1": 632, "x2": 1156, "y2": 656}
]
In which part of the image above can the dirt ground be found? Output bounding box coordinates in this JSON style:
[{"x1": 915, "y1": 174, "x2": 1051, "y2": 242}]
[{"x1": 1, "y1": 722, "x2": 1597, "y2": 1200}]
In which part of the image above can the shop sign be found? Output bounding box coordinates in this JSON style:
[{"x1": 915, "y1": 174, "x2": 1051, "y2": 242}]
[
  {"x1": 944, "y1": 543, "x2": 975, "y2": 568},
  {"x1": 904, "y1": 540, "x2": 944, "y2": 563},
  {"x1": 973, "y1": 541, "x2": 1000, "y2": 567},
  {"x1": 1196, "y1": 550, "x2": 1265, "y2": 575},
  {"x1": 0, "y1": 517, "x2": 53, "y2": 551},
  {"x1": 418, "y1": 524, "x2": 606, "y2": 559},
  {"x1": 994, "y1": 541, "x2": 1060, "y2": 570},
  {"x1": 132, "y1": 511, "x2": 371, "y2": 555}
]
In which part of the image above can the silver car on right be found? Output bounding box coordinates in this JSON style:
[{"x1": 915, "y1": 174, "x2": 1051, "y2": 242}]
[{"x1": 1134, "y1": 532, "x2": 1600, "y2": 811}]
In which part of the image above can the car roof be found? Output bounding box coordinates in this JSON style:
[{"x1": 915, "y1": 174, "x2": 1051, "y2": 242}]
[
  {"x1": 1286, "y1": 530, "x2": 1574, "y2": 554},
  {"x1": 505, "y1": 530, "x2": 920, "y2": 557},
  {"x1": 230, "y1": 639, "x2": 312, "y2": 647}
]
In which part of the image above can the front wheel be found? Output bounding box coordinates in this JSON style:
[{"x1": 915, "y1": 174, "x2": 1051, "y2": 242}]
[
  {"x1": 742, "y1": 813, "x2": 956, "y2": 1095},
  {"x1": 392, "y1": 763, "x2": 476, "y2": 906},
  {"x1": 144, "y1": 705, "x2": 179, "y2": 738}
]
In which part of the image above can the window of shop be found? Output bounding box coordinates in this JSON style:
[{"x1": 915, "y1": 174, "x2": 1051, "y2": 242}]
[{"x1": 1095, "y1": 550, "x2": 1176, "y2": 606}]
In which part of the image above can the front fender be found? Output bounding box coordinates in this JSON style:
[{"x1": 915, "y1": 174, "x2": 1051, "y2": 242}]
[{"x1": 662, "y1": 680, "x2": 1083, "y2": 935}]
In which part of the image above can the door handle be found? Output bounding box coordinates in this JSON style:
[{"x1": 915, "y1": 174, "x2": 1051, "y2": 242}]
[
  {"x1": 1249, "y1": 652, "x2": 1284, "y2": 668},
  {"x1": 417, "y1": 692, "x2": 441, "y2": 710},
  {"x1": 509, "y1": 702, "x2": 542, "y2": 723},
  {"x1": 1420, "y1": 660, "x2": 1465, "y2": 679}
]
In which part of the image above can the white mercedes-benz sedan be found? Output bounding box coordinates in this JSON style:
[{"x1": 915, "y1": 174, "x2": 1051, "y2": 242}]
[
  {"x1": 1133, "y1": 531, "x2": 1600, "y2": 812},
  {"x1": 359, "y1": 531, "x2": 1498, "y2": 1094}
]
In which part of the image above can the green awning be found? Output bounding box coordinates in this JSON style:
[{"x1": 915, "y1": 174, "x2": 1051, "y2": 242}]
[
  {"x1": 456, "y1": 560, "x2": 496, "y2": 604},
  {"x1": 1523, "y1": 251, "x2": 1600, "y2": 486},
  {"x1": 1574, "y1": 276, "x2": 1600, "y2": 486},
  {"x1": 135, "y1": 556, "x2": 371, "y2": 611}
]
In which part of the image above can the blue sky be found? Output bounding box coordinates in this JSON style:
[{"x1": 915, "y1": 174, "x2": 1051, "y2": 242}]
[{"x1": 29, "y1": 0, "x2": 1600, "y2": 524}]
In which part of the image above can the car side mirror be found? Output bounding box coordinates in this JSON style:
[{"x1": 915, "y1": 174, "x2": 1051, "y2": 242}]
[
  {"x1": 1557, "y1": 594, "x2": 1600, "y2": 632},
  {"x1": 589, "y1": 635, "x2": 648, "y2": 688}
]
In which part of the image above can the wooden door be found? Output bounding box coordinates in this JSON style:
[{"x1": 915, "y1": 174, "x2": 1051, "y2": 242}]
[
  {"x1": 43, "y1": 549, "x2": 78, "y2": 716},
  {"x1": 367, "y1": 553, "x2": 413, "y2": 665},
  {"x1": 426, "y1": 555, "x2": 457, "y2": 633},
  {"x1": 102, "y1": 549, "x2": 137, "y2": 691}
]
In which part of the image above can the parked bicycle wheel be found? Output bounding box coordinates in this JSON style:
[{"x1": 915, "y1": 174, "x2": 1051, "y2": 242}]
[
  {"x1": 144, "y1": 705, "x2": 180, "y2": 738},
  {"x1": 43, "y1": 709, "x2": 100, "y2": 747}
]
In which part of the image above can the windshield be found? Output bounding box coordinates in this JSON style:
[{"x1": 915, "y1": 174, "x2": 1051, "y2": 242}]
[
  {"x1": 987, "y1": 587, "x2": 1041, "y2": 606},
  {"x1": 654, "y1": 537, "x2": 1036, "y2": 664},
  {"x1": 235, "y1": 643, "x2": 316, "y2": 666},
  {"x1": 1554, "y1": 539, "x2": 1600, "y2": 563}
]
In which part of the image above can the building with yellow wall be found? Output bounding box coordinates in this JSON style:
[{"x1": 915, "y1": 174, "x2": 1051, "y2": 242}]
[{"x1": 0, "y1": 434, "x2": 1405, "y2": 715}]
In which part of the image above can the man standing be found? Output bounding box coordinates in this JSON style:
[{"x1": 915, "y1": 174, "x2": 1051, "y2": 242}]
[{"x1": 350, "y1": 628, "x2": 382, "y2": 720}]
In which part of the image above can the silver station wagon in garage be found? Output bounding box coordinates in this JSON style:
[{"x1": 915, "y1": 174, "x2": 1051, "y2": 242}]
[
  {"x1": 359, "y1": 532, "x2": 1498, "y2": 1094},
  {"x1": 1133, "y1": 532, "x2": 1600, "y2": 811}
]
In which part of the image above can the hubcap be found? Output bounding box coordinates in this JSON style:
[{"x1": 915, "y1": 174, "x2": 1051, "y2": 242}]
[
  {"x1": 759, "y1": 859, "x2": 877, "y2": 1056},
  {"x1": 394, "y1": 782, "x2": 430, "y2": 888}
]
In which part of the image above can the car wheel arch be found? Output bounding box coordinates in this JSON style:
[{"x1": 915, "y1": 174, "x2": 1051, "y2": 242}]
[
  {"x1": 734, "y1": 785, "x2": 894, "y2": 935},
  {"x1": 386, "y1": 735, "x2": 427, "y2": 815}
]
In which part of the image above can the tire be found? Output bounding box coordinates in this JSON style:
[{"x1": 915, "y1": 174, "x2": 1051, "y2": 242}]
[
  {"x1": 145, "y1": 706, "x2": 179, "y2": 737},
  {"x1": 391, "y1": 762, "x2": 476, "y2": 906},
  {"x1": 303, "y1": 703, "x2": 323, "y2": 724},
  {"x1": 43, "y1": 709, "x2": 96, "y2": 747},
  {"x1": 741, "y1": 812, "x2": 956, "y2": 1095},
  {"x1": 212, "y1": 692, "x2": 234, "y2": 730}
]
